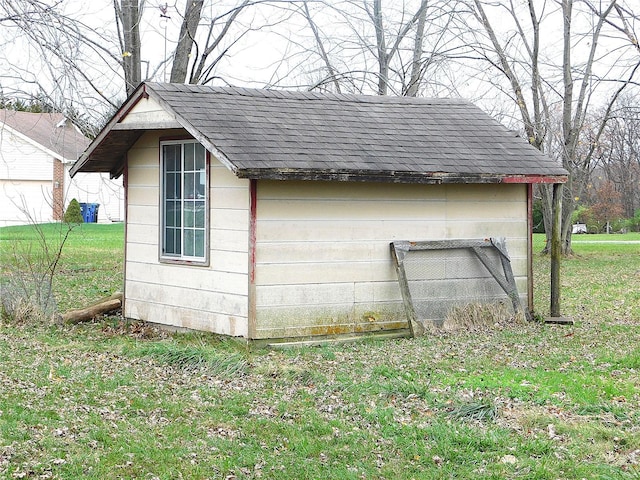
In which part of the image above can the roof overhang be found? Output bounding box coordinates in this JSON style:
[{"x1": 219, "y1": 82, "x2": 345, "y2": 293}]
[
  {"x1": 70, "y1": 84, "x2": 184, "y2": 179},
  {"x1": 235, "y1": 168, "x2": 568, "y2": 184},
  {"x1": 71, "y1": 82, "x2": 569, "y2": 185},
  {"x1": 70, "y1": 83, "x2": 237, "y2": 179}
]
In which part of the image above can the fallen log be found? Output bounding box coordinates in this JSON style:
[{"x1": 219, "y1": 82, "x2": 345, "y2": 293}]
[{"x1": 62, "y1": 292, "x2": 123, "y2": 324}]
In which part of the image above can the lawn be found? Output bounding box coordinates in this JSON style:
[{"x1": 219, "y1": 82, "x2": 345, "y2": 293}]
[{"x1": 0, "y1": 224, "x2": 639, "y2": 479}]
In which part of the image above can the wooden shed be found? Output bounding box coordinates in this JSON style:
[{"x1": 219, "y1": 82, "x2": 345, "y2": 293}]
[{"x1": 71, "y1": 82, "x2": 567, "y2": 342}]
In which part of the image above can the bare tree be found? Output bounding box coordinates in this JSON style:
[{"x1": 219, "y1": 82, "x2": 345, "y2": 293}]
[
  {"x1": 405, "y1": 3, "x2": 428, "y2": 97},
  {"x1": 113, "y1": 0, "x2": 144, "y2": 95},
  {"x1": 0, "y1": 0, "x2": 123, "y2": 115},
  {"x1": 595, "y1": 95, "x2": 640, "y2": 218},
  {"x1": 288, "y1": 0, "x2": 463, "y2": 96},
  {"x1": 467, "y1": 0, "x2": 640, "y2": 254},
  {"x1": 302, "y1": 1, "x2": 342, "y2": 93},
  {"x1": 170, "y1": 0, "x2": 205, "y2": 83},
  {"x1": 1, "y1": 0, "x2": 294, "y2": 123},
  {"x1": 186, "y1": 0, "x2": 255, "y2": 84},
  {"x1": 1, "y1": 197, "x2": 80, "y2": 323}
]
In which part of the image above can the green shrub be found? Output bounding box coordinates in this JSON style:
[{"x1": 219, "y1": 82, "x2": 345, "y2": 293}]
[
  {"x1": 64, "y1": 198, "x2": 84, "y2": 223},
  {"x1": 532, "y1": 199, "x2": 545, "y2": 233},
  {"x1": 626, "y1": 209, "x2": 640, "y2": 232}
]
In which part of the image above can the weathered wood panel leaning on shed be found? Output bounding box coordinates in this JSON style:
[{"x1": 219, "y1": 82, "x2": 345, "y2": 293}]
[{"x1": 70, "y1": 82, "x2": 567, "y2": 342}]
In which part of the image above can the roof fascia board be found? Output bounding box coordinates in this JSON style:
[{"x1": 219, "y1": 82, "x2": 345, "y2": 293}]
[
  {"x1": 235, "y1": 169, "x2": 568, "y2": 184},
  {"x1": 0, "y1": 121, "x2": 66, "y2": 162},
  {"x1": 501, "y1": 175, "x2": 568, "y2": 184},
  {"x1": 144, "y1": 85, "x2": 239, "y2": 176}
]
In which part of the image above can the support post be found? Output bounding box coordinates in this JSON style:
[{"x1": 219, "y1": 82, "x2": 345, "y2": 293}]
[
  {"x1": 547, "y1": 183, "x2": 573, "y2": 324},
  {"x1": 550, "y1": 183, "x2": 562, "y2": 317}
]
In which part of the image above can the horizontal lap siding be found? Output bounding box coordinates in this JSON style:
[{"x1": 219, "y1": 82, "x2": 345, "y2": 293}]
[
  {"x1": 0, "y1": 130, "x2": 54, "y2": 225},
  {"x1": 124, "y1": 130, "x2": 250, "y2": 336},
  {"x1": 0, "y1": 130, "x2": 52, "y2": 180},
  {"x1": 253, "y1": 181, "x2": 528, "y2": 340},
  {"x1": 0, "y1": 180, "x2": 53, "y2": 226}
]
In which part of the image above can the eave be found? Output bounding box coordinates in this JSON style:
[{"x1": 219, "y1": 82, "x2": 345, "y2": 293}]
[
  {"x1": 70, "y1": 82, "x2": 569, "y2": 185},
  {"x1": 235, "y1": 168, "x2": 568, "y2": 185},
  {"x1": 70, "y1": 83, "x2": 233, "y2": 179}
]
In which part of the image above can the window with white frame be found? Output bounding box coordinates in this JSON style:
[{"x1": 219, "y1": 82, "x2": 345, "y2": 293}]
[{"x1": 160, "y1": 140, "x2": 208, "y2": 263}]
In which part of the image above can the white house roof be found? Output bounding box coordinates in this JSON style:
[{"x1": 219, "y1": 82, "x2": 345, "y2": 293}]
[
  {"x1": 0, "y1": 109, "x2": 89, "y2": 163},
  {"x1": 72, "y1": 82, "x2": 568, "y2": 184}
]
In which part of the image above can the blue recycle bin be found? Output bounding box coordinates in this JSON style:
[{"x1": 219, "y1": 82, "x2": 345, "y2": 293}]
[
  {"x1": 87, "y1": 203, "x2": 99, "y2": 223},
  {"x1": 79, "y1": 203, "x2": 100, "y2": 223},
  {"x1": 79, "y1": 203, "x2": 89, "y2": 223}
]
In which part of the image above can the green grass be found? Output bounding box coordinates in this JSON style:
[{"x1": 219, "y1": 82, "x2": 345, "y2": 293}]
[
  {"x1": 0, "y1": 226, "x2": 639, "y2": 478},
  {"x1": 0, "y1": 223, "x2": 124, "y2": 310}
]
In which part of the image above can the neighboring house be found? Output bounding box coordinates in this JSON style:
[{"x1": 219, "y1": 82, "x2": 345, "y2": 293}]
[
  {"x1": 71, "y1": 82, "x2": 568, "y2": 343},
  {"x1": 0, "y1": 109, "x2": 124, "y2": 226}
]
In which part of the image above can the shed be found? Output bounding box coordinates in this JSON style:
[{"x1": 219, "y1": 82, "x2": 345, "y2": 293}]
[
  {"x1": 0, "y1": 109, "x2": 124, "y2": 226},
  {"x1": 71, "y1": 82, "x2": 567, "y2": 342}
]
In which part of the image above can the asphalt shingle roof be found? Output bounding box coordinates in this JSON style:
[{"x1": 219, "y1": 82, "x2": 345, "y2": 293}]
[
  {"x1": 72, "y1": 82, "x2": 567, "y2": 183},
  {"x1": 1, "y1": 109, "x2": 89, "y2": 162}
]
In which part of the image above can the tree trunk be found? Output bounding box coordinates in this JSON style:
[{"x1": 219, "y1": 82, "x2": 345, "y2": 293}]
[
  {"x1": 303, "y1": 1, "x2": 341, "y2": 93},
  {"x1": 120, "y1": 0, "x2": 142, "y2": 95},
  {"x1": 189, "y1": 0, "x2": 250, "y2": 84},
  {"x1": 62, "y1": 292, "x2": 123, "y2": 324},
  {"x1": 170, "y1": 0, "x2": 204, "y2": 83},
  {"x1": 372, "y1": 0, "x2": 388, "y2": 95},
  {"x1": 405, "y1": 4, "x2": 426, "y2": 97}
]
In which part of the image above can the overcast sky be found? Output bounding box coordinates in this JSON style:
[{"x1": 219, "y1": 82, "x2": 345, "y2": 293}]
[{"x1": 1, "y1": 0, "x2": 637, "y2": 130}]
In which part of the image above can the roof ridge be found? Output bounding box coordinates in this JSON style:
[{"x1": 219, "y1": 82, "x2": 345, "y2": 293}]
[{"x1": 145, "y1": 82, "x2": 470, "y2": 106}]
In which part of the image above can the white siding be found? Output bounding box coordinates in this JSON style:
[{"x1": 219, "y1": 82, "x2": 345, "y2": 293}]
[
  {"x1": 0, "y1": 122, "x2": 124, "y2": 226},
  {"x1": 123, "y1": 130, "x2": 250, "y2": 336},
  {"x1": 0, "y1": 127, "x2": 54, "y2": 225},
  {"x1": 0, "y1": 126, "x2": 53, "y2": 180},
  {"x1": 0, "y1": 180, "x2": 53, "y2": 226},
  {"x1": 253, "y1": 181, "x2": 528, "y2": 340}
]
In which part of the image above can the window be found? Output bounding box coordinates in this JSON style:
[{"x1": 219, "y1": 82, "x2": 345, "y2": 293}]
[{"x1": 160, "y1": 140, "x2": 208, "y2": 263}]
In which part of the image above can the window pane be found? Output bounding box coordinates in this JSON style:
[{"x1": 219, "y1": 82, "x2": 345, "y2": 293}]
[
  {"x1": 195, "y1": 230, "x2": 205, "y2": 257},
  {"x1": 196, "y1": 145, "x2": 205, "y2": 198},
  {"x1": 197, "y1": 172, "x2": 206, "y2": 198},
  {"x1": 165, "y1": 228, "x2": 173, "y2": 254},
  {"x1": 165, "y1": 200, "x2": 174, "y2": 227},
  {"x1": 185, "y1": 172, "x2": 195, "y2": 199},
  {"x1": 184, "y1": 229, "x2": 194, "y2": 257},
  {"x1": 173, "y1": 228, "x2": 181, "y2": 255},
  {"x1": 184, "y1": 201, "x2": 195, "y2": 227},
  {"x1": 163, "y1": 145, "x2": 180, "y2": 171},
  {"x1": 195, "y1": 201, "x2": 205, "y2": 228},
  {"x1": 165, "y1": 173, "x2": 176, "y2": 199},
  {"x1": 185, "y1": 143, "x2": 195, "y2": 171},
  {"x1": 175, "y1": 171, "x2": 181, "y2": 198},
  {"x1": 195, "y1": 144, "x2": 205, "y2": 170},
  {"x1": 165, "y1": 227, "x2": 180, "y2": 255}
]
